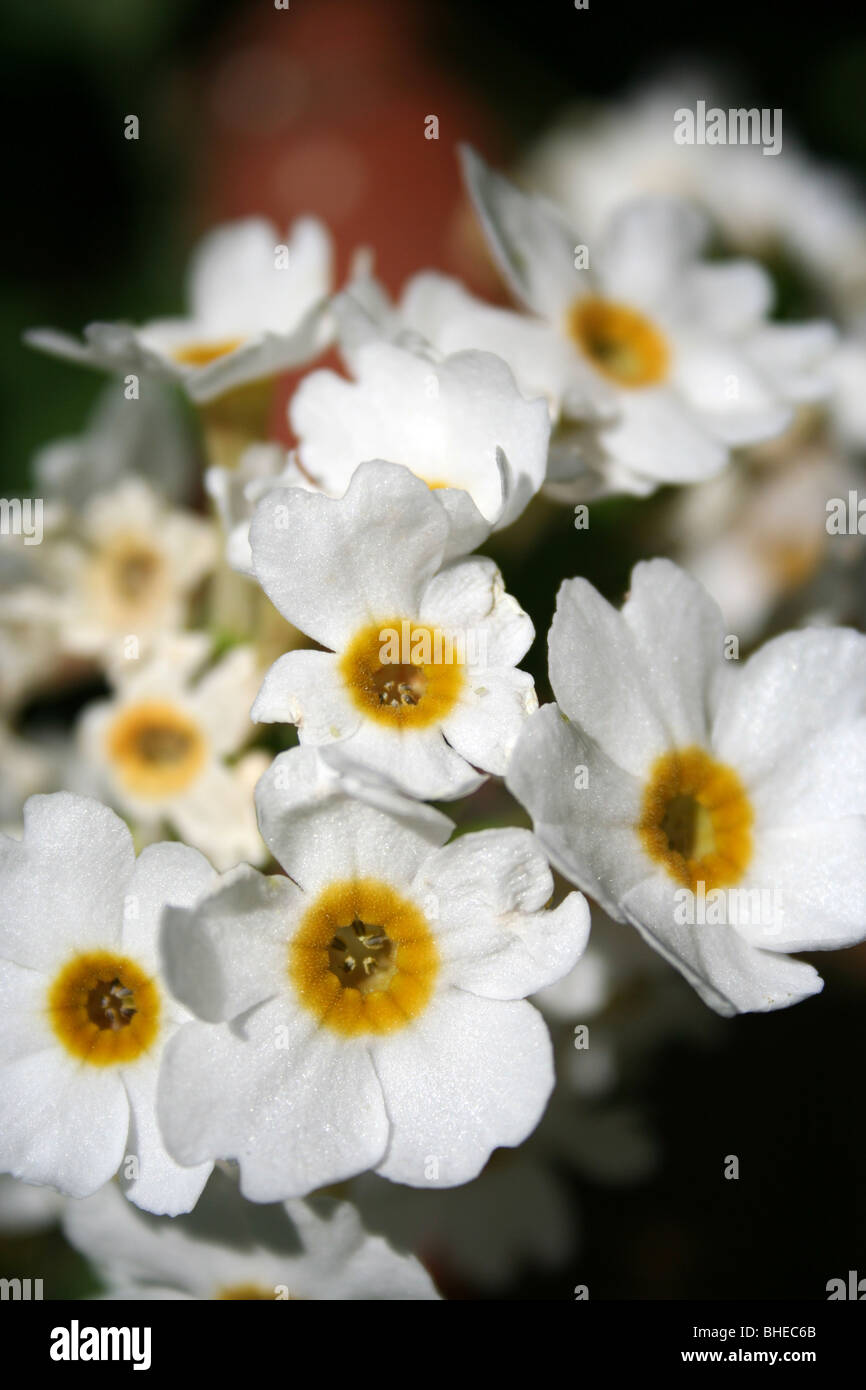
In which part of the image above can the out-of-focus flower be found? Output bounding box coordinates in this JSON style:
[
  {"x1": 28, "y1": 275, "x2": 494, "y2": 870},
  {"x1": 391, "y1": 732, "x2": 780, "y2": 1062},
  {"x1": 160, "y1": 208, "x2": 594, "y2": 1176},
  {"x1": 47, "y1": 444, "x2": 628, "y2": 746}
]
[
  {"x1": 0, "y1": 793, "x2": 215, "y2": 1212},
  {"x1": 25, "y1": 217, "x2": 334, "y2": 404},
  {"x1": 507, "y1": 559, "x2": 866, "y2": 1015},
  {"x1": 249, "y1": 462, "x2": 537, "y2": 800},
  {"x1": 157, "y1": 747, "x2": 589, "y2": 1200},
  {"x1": 668, "y1": 438, "x2": 863, "y2": 642},
  {"x1": 401, "y1": 149, "x2": 835, "y2": 497},
  {"x1": 19, "y1": 479, "x2": 217, "y2": 667},
  {"x1": 65, "y1": 1172, "x2": 440, "y2": 1300},
  {"x1": 523, "y1": 77, "x2": 866, "y2": 317},
  {"x1": 77, "y1": 634, "x2": 267, "y2": 872},
  {"x1": 34, "y1": 381, "x2": 198, "y2": 509}
]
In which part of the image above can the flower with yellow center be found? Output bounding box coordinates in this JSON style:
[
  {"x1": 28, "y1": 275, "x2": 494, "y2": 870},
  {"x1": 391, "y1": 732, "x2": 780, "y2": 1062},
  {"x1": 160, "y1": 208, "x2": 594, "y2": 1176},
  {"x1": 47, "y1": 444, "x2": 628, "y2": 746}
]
[
  {"x1": 25, "y1": 216, "x2": 334, "y2": 404},
  {"x1": 31, "y1": 478, "x2": 217, "y2": 665},
  {"x1": 398, "y1": 148, "x2": 834, "y2": 498},
  {"x1": 64, "y1": 1173, "x2": 441, "y2": 1300},
  {"x1": 78, "y1": 634, "x2": 267, "y2": 872},
  {"x1": 289, "y1": 337, "x2": 550, "y2": 532},
  {"x1": 507, "y1": 559, "x2": 866, "y2": 1016},
  {"x1": 0, "y1": 792, "x2": 215, "y2": 1211},
  {"x1": 157, "y1": 746, "x2": 590, "y2": 1200},
  {"x1": 249, "y1": 461, "x2": 538, "y2": 801}
]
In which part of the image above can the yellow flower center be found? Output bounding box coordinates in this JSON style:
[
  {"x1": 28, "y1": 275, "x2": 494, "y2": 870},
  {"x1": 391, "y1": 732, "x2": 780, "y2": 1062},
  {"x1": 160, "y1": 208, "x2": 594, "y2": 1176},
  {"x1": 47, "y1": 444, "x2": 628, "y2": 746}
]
[
  {"x1": 289, "y1": 879, "x2": 438, "y2": 1035},
  {"x1": 637, "y1": 747, "x2": 753, "y2": 891},
  {"x1": 566, "y1": 296, "x2": 669, "y2": 388},
  {"x1": 339, "y1": 619, "x2": 465, "y2": 728},
  {"x1": 218, "y1": 1284, "x2": 285, "y2": 1300},
  {"x1": 106, "y1": 701, "x2": 207, "y2": 798},
  {"x1": 172, "y1": 338, "x2": 245, "y2": 367},
  {"x1": 90, "y1": 534, "x2": 167, "y2": 622},
  {"x1": 48, "y1": 951, "x2": 161, "y2": 1064}
]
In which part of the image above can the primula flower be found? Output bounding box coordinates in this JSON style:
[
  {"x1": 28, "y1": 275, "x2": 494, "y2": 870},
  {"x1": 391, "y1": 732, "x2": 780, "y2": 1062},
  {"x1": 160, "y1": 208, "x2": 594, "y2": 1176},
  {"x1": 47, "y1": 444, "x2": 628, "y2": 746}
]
[
  {"x1": 248, "y1": 461, "x2": 538, "y2": 800},
  {"x1": 22, "y1": 478, "x2": 217, "y2": 665},
  {"x1": 25, "y1": 217, "x2": 333, "y2": 404},
  {"x1": 401, "y1": 149, "x2": 834, "y2": 496},
  {"x1": 506, "y1": 559, "x2": 866, "y2": 1015},
  {"x1": 64, "y1": 1172, "x2": 440, "y2": 1301},
  {"x1": 77, "y1": 635, "x2": 267, "y2": 871},
  {"x1": 289, "y1": 336, "x2": 551, "y2": 531},
  {"x1": 156, "y1": 747, "x2": 590, "y2": 1199},
  {"x1": 0, "y1": 793, "x2": 215, "y2": 1212}
]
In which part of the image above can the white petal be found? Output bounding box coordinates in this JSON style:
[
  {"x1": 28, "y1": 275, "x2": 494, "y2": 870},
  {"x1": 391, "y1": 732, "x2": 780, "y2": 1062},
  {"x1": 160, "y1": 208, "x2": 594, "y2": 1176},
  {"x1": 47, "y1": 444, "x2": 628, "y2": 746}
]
[
  {"x1": 255, "y1": 746, "x2": 452, "y2": 893},
  {"x1": 0, "y1": 1052, "x2": 128, "y2": 1196},
  {"x1": 250, "y1": 649, "x2": 361, "y2": 740},
  {"x1": 712, "y1": 629, "x2": 866, "y2": 797},
  {"x1": 597, "y1": 196, "x2": 709, "y2": 309},
  {"x1": 0, "y1": 794, "x2": 133, "y2": 973},
  {"x1": 171, "y1": 763, "x2": 266, "y2": 872},
  {"x1": 249, "y1": 462, "x2": 450, "y2": 650},
  {"x1": 158, "y1": 1003, "x2": 389, "y2": 1200},
  {"x1": 372, "y1": 991, "x2": 554, "y2": 1186},
  {"x1": 505, "y1": 704, "x2": 646, "y2": 922},
  {"x1": 619, "y1": 875, "x2": 823, "y2": 1016},
  {"x1": 339, "y1": 720, "x2": 486, "y2": 801},
  {"x1": 742, "y1": 819, "x2": 866, "y2": 952},
  {"x1": 417, "y1": 828, "x2": 590, "y2": 996},
  {"x1": 190, "y1": 646, "x2": 261, "y2": 755},
  {"x1": 441, "y1": 667, "x2": 537, "y2": 774},
  {"x1": 122, "y1": 841, "x2": 217, "y2": 979},
  {"x1": 419, "y1": 555, "x2": 534, "y2": 668},
  {"x1": 460, "y1": 145, "x2": 578, "y2": 317},
  {"x1": 161, "y1": 866, "x2": 300, "y2": 1022},
  {"x1": 121, "y1": 1057, "x2": 211, "y2": 1215}
]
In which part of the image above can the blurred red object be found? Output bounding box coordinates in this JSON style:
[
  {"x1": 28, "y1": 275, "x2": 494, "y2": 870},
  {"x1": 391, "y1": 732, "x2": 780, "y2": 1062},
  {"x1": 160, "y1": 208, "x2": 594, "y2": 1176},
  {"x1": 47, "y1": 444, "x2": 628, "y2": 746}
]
[{"x1": 194, "y1": 0, "x2": 507, "y2": 298}]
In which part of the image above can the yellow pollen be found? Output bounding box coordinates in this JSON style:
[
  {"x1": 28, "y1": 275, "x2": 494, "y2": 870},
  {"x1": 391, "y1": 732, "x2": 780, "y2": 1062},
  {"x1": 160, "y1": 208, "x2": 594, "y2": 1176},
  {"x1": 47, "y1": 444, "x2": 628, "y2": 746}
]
[
  {"x1": 339, "y1": 618, "x2": 464, "y2": 728},
  {"x1": 566, "y1": 296, "x2": 669, "y2": 388},
  {"x1": 106, "y1": 701, "x2": 207, "y2": 798},
  {"x1": 638, "y1": 747, "x2": 753, "y2": 892},
  {"x1": 172, "y1": 338, "x2": 244, "y2": 367},
  {"x1": 48, "y1": 951, "x2": 161, "y2": 1064},
  {"x1": 289, "y1": 879, "x2": 438, "y2": 1035}
]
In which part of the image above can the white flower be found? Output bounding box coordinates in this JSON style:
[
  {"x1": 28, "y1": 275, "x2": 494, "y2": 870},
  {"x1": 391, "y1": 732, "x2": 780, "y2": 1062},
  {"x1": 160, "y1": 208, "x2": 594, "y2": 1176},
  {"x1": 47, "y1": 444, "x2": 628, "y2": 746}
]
[
  {"x1": 64, "y1": 1172, "x2": 440, "y2": 1300},
  {"x1": 401, "y1": 149, "x2": 834, "y2": 496},
  {"x1": 669, "y1": 441, "x2": 862, "y2": 643},
  {"x1": 157, "y1": 746, "x2": 590, "y2": 1200},
  {"x1": 524, "y1": 77, "x2": 866, "y2": 317},
  {"x1": 506, "y1": 559, "x2": 866, "y2": 1016},
  {"x1": 77, "y1": 635, "x2": 267, "y2": 872},
  {"x1": 22, "y1": 478, "x2": 217, "y2": 665},
  {"x1": 289, "y1": 336, "x2": 551, "y2": 531},
  {"x1": 25, "y1": 217, "x2": 334, "y2": 403},
  {"x1": 34, "y1": 380, "x2": 197, "y2": 509},
  {"x1": 0, "y1": 792, "x2": 216, "y2": 1212},
  {"x1": 248, "y1": 461, "x2": 538, "y2": 800}
]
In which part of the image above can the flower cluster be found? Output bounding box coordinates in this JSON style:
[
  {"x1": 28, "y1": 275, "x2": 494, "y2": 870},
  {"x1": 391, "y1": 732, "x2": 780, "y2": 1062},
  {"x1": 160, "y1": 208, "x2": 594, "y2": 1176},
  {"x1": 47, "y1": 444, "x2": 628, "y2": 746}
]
[{"x1": 2, "y1": 93, "x2": 866, "y2": 1300}]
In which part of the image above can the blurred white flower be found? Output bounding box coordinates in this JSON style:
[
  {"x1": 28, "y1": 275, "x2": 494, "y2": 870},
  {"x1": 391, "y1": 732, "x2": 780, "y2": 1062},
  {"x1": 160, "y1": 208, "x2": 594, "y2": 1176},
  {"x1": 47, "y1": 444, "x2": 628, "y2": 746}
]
[
  {"x1": 401, "y1": 149, "x2": 834, "y2": 497},
  {"x1": 26, "y1": 217, "x2": 334, "y2": 403},
  {"x1": 77, "y1": 634, "x2": 267, "y2": 872},
  {"x1": 64, "y1": 1173, "x2": 440, "y2": 1300},
  {"x1": 507, "y1": 559, "x2": 866, "y2": 1015},
  {"x1": 21, "y1": 478, "x2": 217, "y2": 666},
  {"x1": 248, "y1": 461, "x2": 537, "y2": 800},
  {"x1": 34, "y1": 380, "x2": 198, "y2": 509},
  {"x1": 0, "y1": 793, "x2": 216, "y2": 1212},
  {"x1": 524, "y1": 76, "x2": 866, "y2": 317},
  {"x1": 156, "y1": 746, "x2": 589, "y2": 1200}
]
